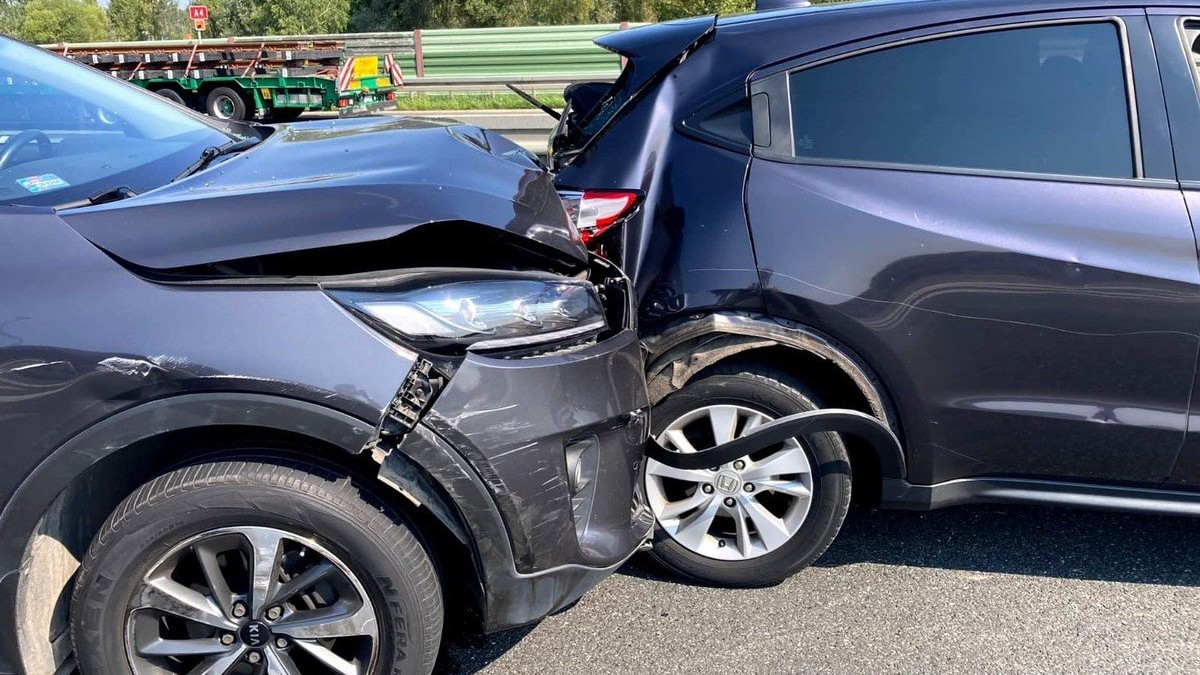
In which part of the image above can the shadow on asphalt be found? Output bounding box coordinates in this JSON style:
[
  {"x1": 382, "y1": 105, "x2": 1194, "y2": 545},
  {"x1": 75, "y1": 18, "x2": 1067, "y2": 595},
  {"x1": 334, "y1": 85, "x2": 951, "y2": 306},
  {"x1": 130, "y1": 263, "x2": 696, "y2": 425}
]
[
  {"x1": 435, "y1": 504, "x2": 1200, "y2": 672},
  {"x1": 815, "y1": 504, "x2": 1200, "y2": 586}
]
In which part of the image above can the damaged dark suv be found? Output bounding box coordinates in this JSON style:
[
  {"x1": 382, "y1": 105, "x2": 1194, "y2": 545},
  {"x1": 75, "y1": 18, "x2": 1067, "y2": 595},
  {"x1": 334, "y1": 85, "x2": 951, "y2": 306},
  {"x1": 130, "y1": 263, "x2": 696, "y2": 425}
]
[
  {"x1": 0, "y1": 37, "x2": 653, "y2": 675},
  {"x1": 554, "y1": 0, "x2": 1200, "y2": 588}
]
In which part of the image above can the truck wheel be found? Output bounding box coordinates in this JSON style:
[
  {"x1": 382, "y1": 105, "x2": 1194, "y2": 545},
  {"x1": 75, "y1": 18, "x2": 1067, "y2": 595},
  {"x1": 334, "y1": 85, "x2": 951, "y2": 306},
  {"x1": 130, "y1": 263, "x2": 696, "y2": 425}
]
[
  {"x1": 154, "y1": 88, "x2": 187, "y2": 106},
  {"x1": 71, "y1": 459, "x2": 443, "y2": 675},
  {"x1": 206, "y1": 87, "x2": 248, "y2": 121},
  {"x1": 646, "y1": 364, "x2": 852, "y2": 587}
]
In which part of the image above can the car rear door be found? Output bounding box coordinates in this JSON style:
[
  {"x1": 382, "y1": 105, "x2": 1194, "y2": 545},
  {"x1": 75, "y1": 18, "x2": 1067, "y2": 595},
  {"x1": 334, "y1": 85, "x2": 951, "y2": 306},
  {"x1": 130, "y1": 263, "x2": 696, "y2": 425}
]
[
  {"x1": 1150, "y1": 10, "x2": 1200, "y2": 489},
  {"x1": 744, "y1": 9, "x2": 1200, "y2": 488}
]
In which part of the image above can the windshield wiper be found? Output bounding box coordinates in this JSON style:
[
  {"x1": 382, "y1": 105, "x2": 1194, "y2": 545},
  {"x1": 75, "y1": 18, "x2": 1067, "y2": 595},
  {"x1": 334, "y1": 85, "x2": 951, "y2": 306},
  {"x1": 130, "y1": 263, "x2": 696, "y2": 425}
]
[
  {"x1": 54, "y1": 186, "x2": 137, "y2": 211},
  {"x1": 172, "y1": 136, "x2": 261, "y2": 182},
  {"x1": 505, "y1": 84, "x2": 562, "y2": 120}
]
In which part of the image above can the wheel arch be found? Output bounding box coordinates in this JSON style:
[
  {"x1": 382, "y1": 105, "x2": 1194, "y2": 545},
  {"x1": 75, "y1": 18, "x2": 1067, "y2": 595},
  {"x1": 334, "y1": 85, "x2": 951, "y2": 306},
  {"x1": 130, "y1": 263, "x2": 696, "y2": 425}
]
[
  {"x1": 0, "y1": 393, "x2": 483, "y2": 674},
  {"x1": 644, "y1": 313, "x2": 906, "y2": 490},
  {"x1": 196, "y1": 79, "x2": 247, "y2": 98}
]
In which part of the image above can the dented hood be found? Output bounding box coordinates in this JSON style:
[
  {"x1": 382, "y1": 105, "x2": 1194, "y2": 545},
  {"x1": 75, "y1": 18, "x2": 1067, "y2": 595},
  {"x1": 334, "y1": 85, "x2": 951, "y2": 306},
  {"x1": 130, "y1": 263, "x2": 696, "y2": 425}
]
[{"x1": 59, "y1": 116, "x2": 588, "y2": 269}]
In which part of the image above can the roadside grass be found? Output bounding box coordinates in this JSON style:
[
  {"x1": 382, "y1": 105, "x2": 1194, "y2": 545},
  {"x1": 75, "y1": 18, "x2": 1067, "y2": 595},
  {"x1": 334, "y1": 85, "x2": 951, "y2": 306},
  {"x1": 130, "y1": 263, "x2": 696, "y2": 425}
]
[{"x1": 395, "y1": 91, "x2": 566, "y2": 111}]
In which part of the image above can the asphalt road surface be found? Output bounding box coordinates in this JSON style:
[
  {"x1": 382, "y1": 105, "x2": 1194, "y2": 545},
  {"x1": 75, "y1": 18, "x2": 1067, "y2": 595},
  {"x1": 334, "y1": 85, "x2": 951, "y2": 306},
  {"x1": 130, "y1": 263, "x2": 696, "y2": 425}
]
[{"x1": 437, "y1": 504, "x2": 1200, "y2": 674}]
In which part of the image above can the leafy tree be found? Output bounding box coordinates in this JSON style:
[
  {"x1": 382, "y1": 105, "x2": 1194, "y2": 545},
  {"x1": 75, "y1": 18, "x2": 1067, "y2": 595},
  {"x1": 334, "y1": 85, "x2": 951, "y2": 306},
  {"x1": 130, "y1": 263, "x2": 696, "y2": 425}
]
[
  {"x1": 344, "y1": 0, "x2": 856, "y2": 32},
  {"x1": 198, "y1": 0, "x2": 251, "y2": 37},
  {"x1": 202, "y1": 0, "x2": 348, "y2": 36},
  {"x1": 245, "y1": 0, "x2": 351, "y2": 34},
  {"x1": 652, "y1": 0, "x2": 752, "y2": 21},
  {"x1": 109, "y1": 0, "x2": 181, "y2": 40},
  {"x1": 613, "y1": 0, "x2": 654, "y2": 21},
  {"x1": 18, "y1": 0, "x2": 107, "y2": 43},
  {"x1": 0, "y1": 0, "x2": 24, "y2": 36}
]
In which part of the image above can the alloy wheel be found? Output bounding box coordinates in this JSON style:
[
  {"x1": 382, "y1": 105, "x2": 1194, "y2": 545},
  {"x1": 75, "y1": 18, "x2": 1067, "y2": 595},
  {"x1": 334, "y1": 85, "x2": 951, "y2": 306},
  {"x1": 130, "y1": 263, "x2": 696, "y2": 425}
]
[
  {"x1": 125, "y1": 525, "x2": 378, "y2": 675},
  {"x1": 647, "y1": 404, "x2": 814, "y2": 561},
  {"x1": 213, "y1": 95, "x2": 236, "y2": 119}
]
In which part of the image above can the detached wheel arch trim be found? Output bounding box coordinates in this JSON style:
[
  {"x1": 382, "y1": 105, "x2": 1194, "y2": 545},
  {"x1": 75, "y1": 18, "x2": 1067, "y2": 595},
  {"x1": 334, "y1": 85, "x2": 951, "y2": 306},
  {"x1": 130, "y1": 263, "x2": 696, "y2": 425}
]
[
  {"x1": 646, "y1": 408, "x2": 903, "y2": 478},
  {"x1": 644, "y1": 312, "x2": 905, "y2": 480}
]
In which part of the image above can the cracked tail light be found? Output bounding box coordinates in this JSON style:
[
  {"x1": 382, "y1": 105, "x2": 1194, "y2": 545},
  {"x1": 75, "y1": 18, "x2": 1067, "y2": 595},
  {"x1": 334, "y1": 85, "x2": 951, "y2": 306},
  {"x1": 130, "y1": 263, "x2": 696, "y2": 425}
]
[{"x1": 561, "y1": 190, "x2": 640, "y2": 248}]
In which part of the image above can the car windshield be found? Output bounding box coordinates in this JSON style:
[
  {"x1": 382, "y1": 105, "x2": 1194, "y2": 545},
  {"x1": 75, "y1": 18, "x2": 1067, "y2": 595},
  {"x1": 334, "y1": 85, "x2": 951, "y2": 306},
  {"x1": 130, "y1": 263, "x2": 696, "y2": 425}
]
[{"x1": 0, "y1": 37, "x2": 238, "y2": 207}]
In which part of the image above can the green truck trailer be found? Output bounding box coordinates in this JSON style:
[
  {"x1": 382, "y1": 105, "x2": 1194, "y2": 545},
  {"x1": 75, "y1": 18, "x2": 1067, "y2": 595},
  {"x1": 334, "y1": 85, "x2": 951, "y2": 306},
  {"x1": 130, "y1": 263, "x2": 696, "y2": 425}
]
[{"x1": 53, "y1": 37, "x2": 404, "y2": 122}]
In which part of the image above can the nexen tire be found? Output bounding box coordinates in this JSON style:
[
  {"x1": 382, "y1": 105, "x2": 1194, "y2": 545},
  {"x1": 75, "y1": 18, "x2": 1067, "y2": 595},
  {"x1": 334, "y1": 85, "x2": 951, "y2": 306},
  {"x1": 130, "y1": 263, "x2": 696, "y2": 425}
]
[{"x1": 71, "y1": 459, "x2": 443, "y2": 675}]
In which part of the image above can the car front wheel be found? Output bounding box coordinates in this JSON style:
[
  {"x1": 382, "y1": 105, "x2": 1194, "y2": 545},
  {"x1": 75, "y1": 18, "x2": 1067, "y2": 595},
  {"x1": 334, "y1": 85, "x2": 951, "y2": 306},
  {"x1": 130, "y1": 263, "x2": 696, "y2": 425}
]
[
  {"x1": 647, "y1": 365, "x2": 852, "y2": 587},
  {"x1": 71, "y1": 459, "x2": 442, "y2": 675}
]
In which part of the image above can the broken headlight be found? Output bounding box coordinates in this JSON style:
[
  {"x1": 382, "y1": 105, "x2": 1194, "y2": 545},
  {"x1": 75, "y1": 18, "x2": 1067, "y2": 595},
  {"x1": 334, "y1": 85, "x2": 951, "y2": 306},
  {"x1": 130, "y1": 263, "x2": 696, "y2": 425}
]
[{"x1": 332, "y1": 278, "x2": 607, "y2": 352}]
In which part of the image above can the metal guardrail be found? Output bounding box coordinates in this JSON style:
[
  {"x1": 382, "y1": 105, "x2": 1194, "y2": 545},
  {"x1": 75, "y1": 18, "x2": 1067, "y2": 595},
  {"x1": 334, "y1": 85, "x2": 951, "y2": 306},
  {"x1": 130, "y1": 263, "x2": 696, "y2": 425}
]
[
  {"x1": 415, "y1": 24, "x2": 628, "y2": 77},
  {"x1": 401, "y1": 73, "x2": 614, "y2": 94}
]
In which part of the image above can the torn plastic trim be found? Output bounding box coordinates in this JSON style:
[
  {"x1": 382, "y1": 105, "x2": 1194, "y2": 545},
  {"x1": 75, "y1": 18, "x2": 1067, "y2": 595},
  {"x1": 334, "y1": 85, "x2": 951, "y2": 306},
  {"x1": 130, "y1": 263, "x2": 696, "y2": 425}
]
[
  {"x1": 645, "y1": 408, "x2": 905, "y2": 479},
  {"x1": 366, "y1": 358, "x2": 446, "y2": 464},
  {"x1": 644, "y1": 312, "x2": 896, "y2": 427},
  {"x1": 365, "y1": 359, "x2": 474, "y2": 547}
]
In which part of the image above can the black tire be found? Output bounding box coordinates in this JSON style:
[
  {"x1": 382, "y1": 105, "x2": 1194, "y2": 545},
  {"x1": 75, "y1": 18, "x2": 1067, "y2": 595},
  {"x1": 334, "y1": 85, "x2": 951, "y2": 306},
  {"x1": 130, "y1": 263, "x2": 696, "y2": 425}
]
[
  {"x1": 205, "y1": 86, "x2": 248, "y2": 121},
  {"x1": 154, "y1": 88, "x2": 187, "y2": 106},
  {"x1": 71, "y1": 459, "x2": 443, "y2": 675},
  {"x1": 268, "y1": 107, "x2": 305, "y2": 123},
  {"x1": 648, "y1": 364, "x2": 851, "y2": 587}
]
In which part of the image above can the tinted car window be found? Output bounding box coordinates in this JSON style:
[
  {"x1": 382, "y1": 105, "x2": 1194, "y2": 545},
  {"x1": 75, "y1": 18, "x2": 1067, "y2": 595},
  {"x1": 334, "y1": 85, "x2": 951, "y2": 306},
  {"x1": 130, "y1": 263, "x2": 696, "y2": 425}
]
[
  {"x1": 788, "y1": 23, "x2": 1134, "y2": 178},
  {"x1": 0, "y1": 38, "x2": 236, "y2": 207}
]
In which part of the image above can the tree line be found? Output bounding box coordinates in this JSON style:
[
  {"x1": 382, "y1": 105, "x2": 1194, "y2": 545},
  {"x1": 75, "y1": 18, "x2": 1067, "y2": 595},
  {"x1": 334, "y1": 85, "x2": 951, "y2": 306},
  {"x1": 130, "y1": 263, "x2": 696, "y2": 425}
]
[{"x1": 1, "y1": 0, "x2": 843, "y2": 45}]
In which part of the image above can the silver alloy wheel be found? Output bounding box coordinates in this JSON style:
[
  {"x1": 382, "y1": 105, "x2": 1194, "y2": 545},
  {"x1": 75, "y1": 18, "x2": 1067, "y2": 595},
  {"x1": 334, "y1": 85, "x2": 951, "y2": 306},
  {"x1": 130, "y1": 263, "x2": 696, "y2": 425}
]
[
  {"x1": 212, "y1": 94, "x2": 236, "y2": 119},
  {"x1": 125, "y1": 525, "x2": 379, "y2": 675},
  {"x1": 647, "y1": 404, "x2": 814, "y2": 561}
]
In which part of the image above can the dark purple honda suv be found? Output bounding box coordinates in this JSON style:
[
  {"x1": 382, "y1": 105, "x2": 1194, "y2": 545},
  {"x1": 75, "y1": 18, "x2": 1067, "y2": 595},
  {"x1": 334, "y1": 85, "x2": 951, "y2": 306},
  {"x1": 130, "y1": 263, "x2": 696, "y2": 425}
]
[{"x1": 553, "y1": 0, "x2": 1200, "y2": 587}]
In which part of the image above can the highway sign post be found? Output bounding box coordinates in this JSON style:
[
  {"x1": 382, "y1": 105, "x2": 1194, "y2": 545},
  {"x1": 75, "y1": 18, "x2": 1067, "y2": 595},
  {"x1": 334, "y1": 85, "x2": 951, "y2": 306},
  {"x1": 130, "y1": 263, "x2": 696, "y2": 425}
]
[{"x1": 189, "y1": 5, "x2": 208, "y2": 38}]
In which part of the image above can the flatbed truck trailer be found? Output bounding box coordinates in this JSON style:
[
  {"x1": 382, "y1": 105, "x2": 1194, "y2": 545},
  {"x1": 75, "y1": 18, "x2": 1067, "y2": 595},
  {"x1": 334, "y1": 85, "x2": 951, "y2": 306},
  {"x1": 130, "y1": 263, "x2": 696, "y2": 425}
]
[{"x1": 50, "y1": 37, "x2": 404, "y2": 122}]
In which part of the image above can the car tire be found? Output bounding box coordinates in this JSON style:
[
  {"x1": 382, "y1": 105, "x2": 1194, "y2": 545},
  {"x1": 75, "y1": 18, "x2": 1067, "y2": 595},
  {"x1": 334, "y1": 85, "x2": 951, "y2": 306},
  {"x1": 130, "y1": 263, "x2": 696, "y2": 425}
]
[
  {"x1": 71, "y1": 459, "x2": 443, "y2": 675},
  {"x1": 154, "y1": 88, "x2": 188, "y2": 106},
  {"x1": 647, "y1": 364, "x2": 851, "y2": 587},
  {"x1": 206, "y1": 87, "x2": 248, "y2": 121}
]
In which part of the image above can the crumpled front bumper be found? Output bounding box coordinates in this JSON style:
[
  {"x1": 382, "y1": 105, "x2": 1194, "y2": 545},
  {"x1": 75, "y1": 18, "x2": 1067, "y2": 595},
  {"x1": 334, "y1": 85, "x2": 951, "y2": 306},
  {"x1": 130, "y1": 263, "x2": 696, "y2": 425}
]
[{"x1": 386, "y1": 326, "x2": 654, "y2": 631}]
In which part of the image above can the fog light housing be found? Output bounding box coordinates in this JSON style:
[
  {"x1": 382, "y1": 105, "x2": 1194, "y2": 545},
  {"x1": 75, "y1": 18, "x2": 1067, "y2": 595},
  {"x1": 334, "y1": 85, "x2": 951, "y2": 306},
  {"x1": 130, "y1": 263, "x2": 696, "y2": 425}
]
[{"x1": 564, "y1": 435, "x2": 600, "y2": 540}]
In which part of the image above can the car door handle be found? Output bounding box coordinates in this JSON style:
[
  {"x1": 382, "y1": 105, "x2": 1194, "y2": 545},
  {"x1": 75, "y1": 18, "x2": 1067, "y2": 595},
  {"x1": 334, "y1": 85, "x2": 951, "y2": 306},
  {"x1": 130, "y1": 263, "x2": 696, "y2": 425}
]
[{"x1": 644, "y1": 408, "x2": 903, "y2": 474}]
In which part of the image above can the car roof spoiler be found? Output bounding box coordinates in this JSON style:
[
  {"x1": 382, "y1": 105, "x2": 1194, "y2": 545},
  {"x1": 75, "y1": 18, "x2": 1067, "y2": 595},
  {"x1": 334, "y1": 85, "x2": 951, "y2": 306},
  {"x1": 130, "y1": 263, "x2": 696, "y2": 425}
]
[
  {"x1": 593, "y1": 15, "x2": 718, "y2": 96},
  {"x1": 755, "y1": 0, "x2": 812, "y2": 10}
]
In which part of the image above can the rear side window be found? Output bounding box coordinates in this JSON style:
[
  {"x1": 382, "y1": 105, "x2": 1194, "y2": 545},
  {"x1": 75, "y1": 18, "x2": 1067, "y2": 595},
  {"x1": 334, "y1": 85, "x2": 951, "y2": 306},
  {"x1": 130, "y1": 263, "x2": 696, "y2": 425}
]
[{"x1": 787, "y1": 22, "x2": 1135, "y2": 178}]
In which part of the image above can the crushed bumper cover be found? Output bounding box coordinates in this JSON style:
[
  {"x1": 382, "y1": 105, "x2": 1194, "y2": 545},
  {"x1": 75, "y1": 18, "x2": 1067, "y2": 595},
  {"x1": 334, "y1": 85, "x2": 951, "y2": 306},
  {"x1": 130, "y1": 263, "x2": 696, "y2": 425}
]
[{"x1": 383, "y1": 328, "x2": 655, "y2": 631}]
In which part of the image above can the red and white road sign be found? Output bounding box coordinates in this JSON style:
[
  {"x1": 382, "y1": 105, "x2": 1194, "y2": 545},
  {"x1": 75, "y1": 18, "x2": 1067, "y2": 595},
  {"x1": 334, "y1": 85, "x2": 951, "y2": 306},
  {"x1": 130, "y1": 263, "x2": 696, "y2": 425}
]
[{"x1": 188, "y1": 5, "x2": 209, "y2": 21}]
